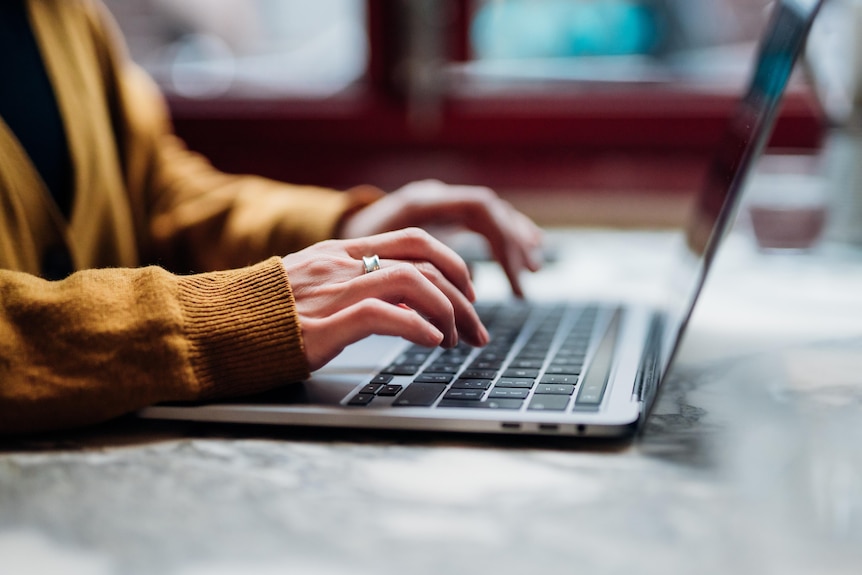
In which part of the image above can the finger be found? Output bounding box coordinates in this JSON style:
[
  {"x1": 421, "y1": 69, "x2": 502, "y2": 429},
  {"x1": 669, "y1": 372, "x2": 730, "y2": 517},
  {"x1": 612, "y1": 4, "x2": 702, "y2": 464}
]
[
  {"x1": 403, "y1": 185, "x2": 538, "y2": 296},
  {"x1": 301, "y1": 300, "x2": 445, "y2": 371},
  {"x1": 301, "y1": 262, "x2": 489, "y2": 347},
  {"x1": 373, "y1": 261, "x2": 488, "y2": 347},
  {"x1": 343, "y1": 228, "x2": 476, "y2": 302},
  {"x1": 496, "y1": 236, "x2": 528, "y2": 299},
  {"x1": 409, "y1": 260, "x2": 489, "y2": 346},
  {"x1": 454, "y1": 197, "x2": 529, "y2": 297},
  {"x1": 510, "y1": 210, "x2": 545, "y2": 272},
  {"x1": 460, "y1": 196, "x2": 543, "y2": 297}
]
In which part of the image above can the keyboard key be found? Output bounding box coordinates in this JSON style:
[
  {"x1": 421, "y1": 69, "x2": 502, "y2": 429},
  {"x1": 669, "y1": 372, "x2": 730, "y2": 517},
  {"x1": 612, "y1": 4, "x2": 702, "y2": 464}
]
[
  {"x1": 482, "y1": 398, "x2": 524, "y2": 410},
  {"x1": 448, "y1": 342, "x2": 476, "y2": 355},
  {"x1": 370, "y1": 374, "x2": 394, "y2": 385},
  {"x1": 503, "y1": 368, "x2": 540, "y2": 379},
  {"x1": 360, "y1": 383, "x2": 385, "y2": 395},
  {"x1": 576, "y1": 389, "x2": 603, "y2": 405},
  {"x1": 382, "y1": 363, "x2": 422, "y2": 376},
  {"x1": 509, "y1": 359, "x2": 544, "y2": 369},
  {"x1": 488, "y1": 388, "x2": 530, "y2": 399},
  {"x1": 398, "y1": 350, "x2": 432, "y2": 364},
  {"x1": 574, "y1": 310, "x2": 619, "y2": 408},
  {"x1": 549, "y1": 354, "x2": 585, "y2": 364},
  {"x1": 495, "y1": 378, "x2": 535, "y2": 389},
  {"x1": 451, "y1": 379, "x2": 493, "y2": 390},
  {"x1": 469, "y1": 359, "x2": 504, "y2": 370},
  {"x1": 516, "y1": 348, "x2": 549, "y2": 359},
  {"x1": 414, "y1": 373, "x2": 454, "y2": 384},
  {"x1": 544, "y1": 365, "x2": 582, "y2": 375},
  {"x1": 459, "y1": 369, "x2": 498, "y2": 380},
  {"x1": 443, "y1": 389, "x2": 485, "y2": 400},
  {"x1": 378, "y1": 385, "x2": 403, "y2": 397},
  {"x1": 393, "y1": 383, "x2": 446, "y2": 407},
  {"x1": 535, "y1": 384, "x2": 576, "y2": 395},
  {"x1": 525, "y1": 341, "x2": 553, "y2": 351},
  {"x1": 528, "y1": 395, "x2": 570, "y2": 411},
  {"x1": 347, "y1": 393, "x2": 375, "y2": 406},
  {"x1": 476, "y1": 351, "x2": 506, "y2": 362},
  {"x1": 575, "y1": 379, "x2": 609, "y2": 406},
  {"x1": 424, "y1": 363, "x2": 461, "y2": 374},
  {"x1": 540, "y1": 375, "x2": 579, "y2": 385}
]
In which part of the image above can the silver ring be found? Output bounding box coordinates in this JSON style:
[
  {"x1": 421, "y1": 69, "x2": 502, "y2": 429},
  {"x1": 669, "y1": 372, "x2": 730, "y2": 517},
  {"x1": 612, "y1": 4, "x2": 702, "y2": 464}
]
[{"x1": 362, "y1": 254, "x2": 381, "y2": 274}]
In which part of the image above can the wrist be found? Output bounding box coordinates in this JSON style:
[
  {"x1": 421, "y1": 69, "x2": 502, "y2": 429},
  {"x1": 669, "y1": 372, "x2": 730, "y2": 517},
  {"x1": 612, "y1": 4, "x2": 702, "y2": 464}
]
[{"x1": 333, "y1": 185, "x2": 386, "y2": 239}]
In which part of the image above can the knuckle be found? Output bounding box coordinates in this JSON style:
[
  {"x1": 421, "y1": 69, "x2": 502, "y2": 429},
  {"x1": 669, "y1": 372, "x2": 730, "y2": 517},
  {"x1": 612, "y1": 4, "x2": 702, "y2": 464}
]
[
  {"x1": 412, "y1": 260, "x2": 441, "y2": 281},
  {"x1": 410, "y1": 178, "x2": 441, "y2": 189},
  {"x1": 458, "y1": 184, "x2": 495, "y2": 204},
  {"x1": 399, "y1": 226, "x2": 432, "y2": 246},
  {"x1": 385, "y1": 262, "x2": 425, "y2": 285},
  {"x1": 472, "y1": 185, "x2": 497, "y2": 202},
  {"x1": 305, "y1": 258, "x2": 340, "y2": 279},
  {"x1": 353, "y1": 299, "x2": 393, "y2": 324},
  {"x1": 439, "y1": 297, "x2": 455, "y2": 318},
  {"x1": 356, "y1": 298, "x2": 387, "y2": 314}
]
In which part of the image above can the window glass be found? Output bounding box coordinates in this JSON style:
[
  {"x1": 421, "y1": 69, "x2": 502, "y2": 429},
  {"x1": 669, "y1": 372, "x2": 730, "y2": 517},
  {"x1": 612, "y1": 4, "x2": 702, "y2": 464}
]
[
  {"x1": 103, "y1": 0, "x2": 368, "y2": 98},
  {"x1": 471, "y1": 0, "x2": 662, "y2": 60},
  {"x1": 464, "y1": 0, "x2": 774, "y2": 85}
]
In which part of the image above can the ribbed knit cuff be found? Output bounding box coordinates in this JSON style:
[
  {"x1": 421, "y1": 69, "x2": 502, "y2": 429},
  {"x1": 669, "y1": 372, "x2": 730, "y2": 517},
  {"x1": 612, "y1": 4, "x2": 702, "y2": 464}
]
[{"x1": 176, "y1": 257, "x2": 309, "y2": 399}]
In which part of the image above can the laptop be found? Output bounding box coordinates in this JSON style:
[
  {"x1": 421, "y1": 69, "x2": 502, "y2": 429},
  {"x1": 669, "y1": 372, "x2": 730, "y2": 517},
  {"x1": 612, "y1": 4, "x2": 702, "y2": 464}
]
[{"x1": 140, "y1": 0, "x2": 825, "y2": 438}]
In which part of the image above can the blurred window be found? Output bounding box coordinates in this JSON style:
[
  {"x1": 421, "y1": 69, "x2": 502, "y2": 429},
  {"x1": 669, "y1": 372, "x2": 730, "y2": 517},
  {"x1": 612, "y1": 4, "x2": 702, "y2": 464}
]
[
  {"x1": 103, "y1": 0, "x2": 368, "y2": 99},
  {"x1": 95, "y1": 0, "x2": 822, "y2": 216},
  {"x1": 461, "y1": 0, "x2": 775, "y2": 86},
  {"x1": 470, "y1": 0, "x2": 662, "y2": 60}
]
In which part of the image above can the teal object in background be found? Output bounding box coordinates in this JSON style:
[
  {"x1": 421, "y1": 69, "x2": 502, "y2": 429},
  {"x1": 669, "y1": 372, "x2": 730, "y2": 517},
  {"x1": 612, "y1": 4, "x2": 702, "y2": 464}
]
[{"x1": 471, "y1": 0, "x2": 661, "y2": 59}]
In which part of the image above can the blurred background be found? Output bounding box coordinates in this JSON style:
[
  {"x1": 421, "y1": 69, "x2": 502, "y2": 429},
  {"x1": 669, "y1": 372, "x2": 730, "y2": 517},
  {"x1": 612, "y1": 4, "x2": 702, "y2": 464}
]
[{"x1": 102, "y1": 0, "x2": 828, "y2": 228}]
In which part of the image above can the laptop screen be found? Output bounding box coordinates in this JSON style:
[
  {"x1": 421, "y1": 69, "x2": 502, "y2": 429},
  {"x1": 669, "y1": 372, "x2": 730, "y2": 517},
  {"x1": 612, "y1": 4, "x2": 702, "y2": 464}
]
[{"x1": 657, "y1": 0, "x2": 825, "y2": 382}]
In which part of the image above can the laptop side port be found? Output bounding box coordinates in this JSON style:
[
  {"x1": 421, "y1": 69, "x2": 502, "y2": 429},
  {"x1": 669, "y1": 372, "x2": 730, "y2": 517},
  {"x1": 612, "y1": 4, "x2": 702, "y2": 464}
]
[
  {"x1": 538, "y1": 423, "x2": 559, "y2": 432},
  {"x1": 501, "y1": 422, "x2": 521, "y2": 430}
]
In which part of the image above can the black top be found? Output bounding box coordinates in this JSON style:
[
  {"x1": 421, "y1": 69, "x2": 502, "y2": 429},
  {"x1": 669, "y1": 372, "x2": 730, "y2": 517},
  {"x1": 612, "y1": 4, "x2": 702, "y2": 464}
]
[{"x1": 0, "y1": 0, "x2": 74, "y2": 218}]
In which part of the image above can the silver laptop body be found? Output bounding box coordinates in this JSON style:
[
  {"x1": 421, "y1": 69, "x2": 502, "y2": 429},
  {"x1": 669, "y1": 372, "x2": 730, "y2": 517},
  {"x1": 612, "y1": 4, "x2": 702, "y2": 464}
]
[{"x1": 140, "y1": 0, "x2": 824, "y2": 438}]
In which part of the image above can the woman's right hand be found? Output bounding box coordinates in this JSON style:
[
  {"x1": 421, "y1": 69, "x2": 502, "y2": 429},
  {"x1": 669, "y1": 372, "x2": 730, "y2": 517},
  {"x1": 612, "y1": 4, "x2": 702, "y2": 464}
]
[{"x1": 281, "y1": 228, "x2": 490, "y2": 372}]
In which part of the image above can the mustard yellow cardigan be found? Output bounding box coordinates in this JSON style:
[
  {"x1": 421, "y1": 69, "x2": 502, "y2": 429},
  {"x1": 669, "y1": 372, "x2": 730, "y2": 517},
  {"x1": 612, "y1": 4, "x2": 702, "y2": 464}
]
[{"x1": 0, "y1": 0, "x2": 381, "y2": 434}]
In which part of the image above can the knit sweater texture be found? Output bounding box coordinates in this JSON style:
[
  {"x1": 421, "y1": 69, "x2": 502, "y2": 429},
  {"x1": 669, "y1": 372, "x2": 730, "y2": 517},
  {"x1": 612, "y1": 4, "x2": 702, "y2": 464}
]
[{"x1": 0, "y1": 0, "x2": 382, "y2": 434}]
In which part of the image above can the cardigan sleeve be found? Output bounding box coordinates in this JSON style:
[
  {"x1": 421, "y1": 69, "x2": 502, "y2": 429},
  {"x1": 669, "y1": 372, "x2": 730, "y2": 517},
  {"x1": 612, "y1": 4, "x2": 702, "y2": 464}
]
[
  {"x1": 85, "y1": 0, "x2": 383, "y2": 273},
  {"x1": 0, "y1": 257, "x2": 308, "y2": 435}
]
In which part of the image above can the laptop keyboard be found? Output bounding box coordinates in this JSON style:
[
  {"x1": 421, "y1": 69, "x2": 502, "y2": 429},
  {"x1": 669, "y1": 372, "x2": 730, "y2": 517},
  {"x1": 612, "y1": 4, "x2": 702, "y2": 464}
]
[{"x1": 345, "y1": 302, "x2": 618, "y2": 413}]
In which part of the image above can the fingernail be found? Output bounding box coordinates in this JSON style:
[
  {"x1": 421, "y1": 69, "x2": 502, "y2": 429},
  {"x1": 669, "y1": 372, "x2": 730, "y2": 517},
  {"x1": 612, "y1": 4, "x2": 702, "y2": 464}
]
[
  {"x1": 511, "y1": 280, "x2": 524, "y2": 298},
  {"x1": 529, "y1": 248, "x2": 544, "y2": 271},
  {"x1": 428, "y1": 326, "x2": 444, "y2": 346},
  {"x1": 466, "y1": 283, "x2": 477, "y2": 303}
]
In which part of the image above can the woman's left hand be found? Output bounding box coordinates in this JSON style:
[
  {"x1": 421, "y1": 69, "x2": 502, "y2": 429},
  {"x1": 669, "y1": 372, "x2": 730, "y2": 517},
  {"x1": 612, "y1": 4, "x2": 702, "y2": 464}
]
[{"x1": 339, "y1": 180, "x2": 544, "y2": 297}]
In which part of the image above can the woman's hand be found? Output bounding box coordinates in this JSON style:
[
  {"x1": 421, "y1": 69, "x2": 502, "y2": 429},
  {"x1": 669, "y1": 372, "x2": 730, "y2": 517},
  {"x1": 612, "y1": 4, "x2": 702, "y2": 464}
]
[
  {"x1": 281, "y1": 228, "x2": 490, "y2": 372},
  {"x1": 339, "y1": 180, "x2": 544, "y2": 297}
]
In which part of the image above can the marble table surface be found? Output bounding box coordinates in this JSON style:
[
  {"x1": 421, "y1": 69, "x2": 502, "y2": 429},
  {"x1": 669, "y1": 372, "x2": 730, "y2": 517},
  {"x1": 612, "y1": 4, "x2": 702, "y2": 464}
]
[{"x1": 2, "y1": 228, "x2": 862, "y2": 575}]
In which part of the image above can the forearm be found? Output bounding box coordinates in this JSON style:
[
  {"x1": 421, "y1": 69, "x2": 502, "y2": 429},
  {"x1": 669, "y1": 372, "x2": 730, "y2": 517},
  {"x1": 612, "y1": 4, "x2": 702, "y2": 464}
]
[
  {"x1": 146, "y1": 143, "x2": 384, "y2": 271},
  {"x1": 0, "y1": 258, "x2": 308, "y2": 435},
  {"x1": 115, "y1": 62, "x2": 383, "y2": 272}
]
